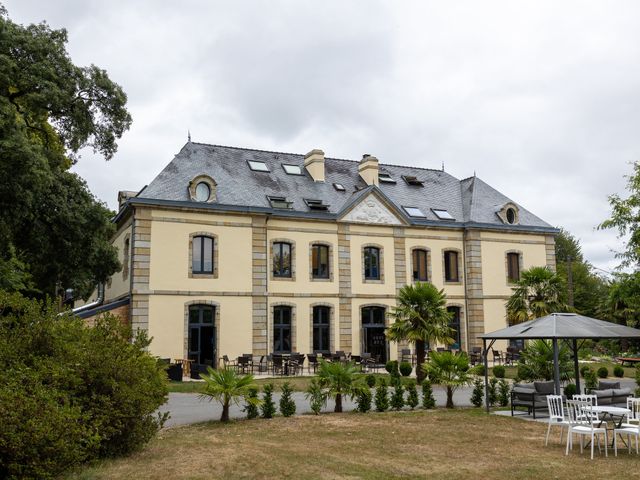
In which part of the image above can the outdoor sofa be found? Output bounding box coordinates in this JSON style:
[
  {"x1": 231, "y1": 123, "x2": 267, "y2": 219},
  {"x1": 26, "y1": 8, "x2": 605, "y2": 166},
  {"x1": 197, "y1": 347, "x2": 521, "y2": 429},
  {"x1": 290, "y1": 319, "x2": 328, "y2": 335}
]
[
  {"x1": 510, "y1": 380, "x2": 555, "y2": 419},
  {"x1": 590, "y1": 380, "x2": 634, "y2": 407}
]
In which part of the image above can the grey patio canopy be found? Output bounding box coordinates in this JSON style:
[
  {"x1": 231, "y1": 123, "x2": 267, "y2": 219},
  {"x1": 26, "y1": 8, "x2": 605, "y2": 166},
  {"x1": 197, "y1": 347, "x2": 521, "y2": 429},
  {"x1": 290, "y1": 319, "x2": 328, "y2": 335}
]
[{"x1": 479, "y1": 313, "x2": 640, "y2": 412}]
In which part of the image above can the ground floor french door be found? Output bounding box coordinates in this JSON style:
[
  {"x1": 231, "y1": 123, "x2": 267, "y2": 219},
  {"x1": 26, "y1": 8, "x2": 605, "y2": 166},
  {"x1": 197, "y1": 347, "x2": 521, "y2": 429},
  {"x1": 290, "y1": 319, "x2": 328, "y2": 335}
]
[
  {"x1": 188, "y1": 304, "x2": 216, "y2": 369},
  {"x1": 361, "y1": 306, "x2": 388, "y2": 363}
]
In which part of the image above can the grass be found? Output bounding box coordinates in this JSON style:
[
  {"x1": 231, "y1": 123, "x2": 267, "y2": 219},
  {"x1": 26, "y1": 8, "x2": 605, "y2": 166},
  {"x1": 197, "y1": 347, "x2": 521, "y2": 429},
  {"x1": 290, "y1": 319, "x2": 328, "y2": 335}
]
[
  {"x1": 68, "y1": 409, "x2": 636, "y2": 480},
  {"x1": 484, "y1": 361, "x2": 638, "y2": 381}
]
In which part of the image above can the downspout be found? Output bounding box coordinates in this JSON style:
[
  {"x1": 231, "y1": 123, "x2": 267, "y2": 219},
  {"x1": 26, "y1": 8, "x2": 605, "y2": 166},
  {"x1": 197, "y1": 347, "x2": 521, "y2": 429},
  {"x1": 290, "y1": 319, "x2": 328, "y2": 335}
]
[
  {"x1": 462, "y1": 228, "x2": 471, "y2": 351},
  {"x1": 265, "y1": 214, "x2": 270, "y2": 354},
  {"x1": 68, "y1": 282, "x2": 105, "y2": 315}
]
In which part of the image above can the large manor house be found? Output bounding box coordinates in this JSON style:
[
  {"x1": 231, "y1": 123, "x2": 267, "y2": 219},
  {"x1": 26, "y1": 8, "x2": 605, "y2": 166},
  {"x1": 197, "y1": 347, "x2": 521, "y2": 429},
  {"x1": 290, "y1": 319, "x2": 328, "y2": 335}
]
[{"x1": 78, "y1": 142, "x2": 557, "y2": 369}]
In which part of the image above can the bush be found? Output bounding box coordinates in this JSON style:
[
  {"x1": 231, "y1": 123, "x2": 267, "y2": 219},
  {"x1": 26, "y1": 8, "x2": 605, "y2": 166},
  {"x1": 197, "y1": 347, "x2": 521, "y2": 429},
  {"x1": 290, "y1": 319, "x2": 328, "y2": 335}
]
[
  {"x1": 614, "y1": 365, "x2": 625, "y2": 378},
  {"x1": 279, "y1": 382, "x2": 296, "y2": 417},
  {"x1": 470, "y1": 378, "x2": 484, "y2": 407},
  {"x1": 260, "y1": 384, "x2": 276, "y2": 418},
  {"x1": 471, "y1": 364, "x2": 485, "y2": 376},
  {"x1": 391, "y1": 382, "x2": 405, "y2": 411},
  {"x1": 366, "y1": 374, "x2": 377, "y2": 388},
  {"x1": 498, "y1": 380, "x2": 510, "y2": 407},
  {"x1": 243, "y1": 386, "x2": 260, "y2": 419},
  {"x1": 374, "y1": 379, "x2": 389, "y2": 412},
  {"x1": 580, "y1": 365, "x2": 592, "y2": 378},
  {"x1": 406, "y1": 382, "x2": 419, "y2": 409},
  {"x1": 488, "y1": 378, "x2": 499, "y2": 406},
  {"x1": 355, "y1": 387, "x2": 372, "y2": 413},
  {"x1": 421, "y1": 379, "x2": 436, "y2": 409},
  {"x1": 0, "y1": 292, "x2": 168, "y2": 479},
  {"x1": 492, "y1": 365, "x2": 506, "y2": 378},
  {"x1": 597, "y1": 366, "x2": 609, "y2": 379},
  {"x1": 563, "y1": 383, "x2": 577, "y2": 400},
  {"x1": 399, "y1": 362, "x2": 413, "y2": 377},
  {"x1": 584, "y1": 369, "x2": 598, "y2": 391},
  {"x1": 305, "y1": 379, "x2": 326, "y2": 415},
  {"x1": 385, "y1": 360, "x2": 399, "y2": 376}
]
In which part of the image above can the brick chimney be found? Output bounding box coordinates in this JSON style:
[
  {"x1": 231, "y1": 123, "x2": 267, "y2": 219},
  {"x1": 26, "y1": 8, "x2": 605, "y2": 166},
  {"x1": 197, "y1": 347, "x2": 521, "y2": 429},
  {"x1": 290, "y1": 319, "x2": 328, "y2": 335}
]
[
  {"x1": 358, "y1": 154, "x2": 379, "y2": 186},
  {"x1": 304, "y1": 149, "x2": 325, "y2": 182}
]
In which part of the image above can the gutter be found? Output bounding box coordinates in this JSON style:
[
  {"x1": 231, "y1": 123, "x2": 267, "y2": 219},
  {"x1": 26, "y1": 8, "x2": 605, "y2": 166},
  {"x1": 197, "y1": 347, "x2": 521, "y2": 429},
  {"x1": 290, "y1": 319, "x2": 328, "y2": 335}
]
[{"x1": 65, "y1": 282, "x2": 105, "y2": 316}]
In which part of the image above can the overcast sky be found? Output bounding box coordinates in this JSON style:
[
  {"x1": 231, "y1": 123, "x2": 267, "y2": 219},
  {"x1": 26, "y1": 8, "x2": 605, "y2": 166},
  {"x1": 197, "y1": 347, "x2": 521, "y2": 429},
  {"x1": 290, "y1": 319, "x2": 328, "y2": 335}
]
[{"x1": 6, "y1": 1, "x2": 640, "y2": 273}]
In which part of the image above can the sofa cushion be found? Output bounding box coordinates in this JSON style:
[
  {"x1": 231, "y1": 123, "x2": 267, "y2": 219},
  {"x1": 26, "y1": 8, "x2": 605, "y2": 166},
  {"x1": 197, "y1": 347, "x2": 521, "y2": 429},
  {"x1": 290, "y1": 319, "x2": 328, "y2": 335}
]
[
  {"x1": 514, "y1": 383, "x2": 534, "y2": 391},
  {"x1": 534, "y1": 381, "x2": 555, "y2": 395},
  {"x1": 512, "y1": 386, "x2": 535, "y2": 402},
  {"x1": 612, "y1": 388, "x2": 632, "y2": 402},
  {"x1": 594, "y1": 389, "x2": 613, "y2": 405},
  {"x1": 598, "y1": 381, "x2": 620, "y2": 390}
]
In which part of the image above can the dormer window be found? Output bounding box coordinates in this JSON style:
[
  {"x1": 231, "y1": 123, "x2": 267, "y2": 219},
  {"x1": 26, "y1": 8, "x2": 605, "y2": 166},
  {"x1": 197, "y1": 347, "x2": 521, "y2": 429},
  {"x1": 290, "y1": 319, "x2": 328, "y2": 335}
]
[
  {"x1": 497, "y1": 203, "x2": 520, "y2": 225},
  {"x1": 403, "y1": 175, "x2": 424, "y2": 186},
  {"x1": 305, "y1": 199, "x2": 329, "y2": 211},
  {"x1": 378, "y1": 172, "x2": 396, "y2": 183},
  {"x1": 268, "y1": 196, "x2": 293, "y2": 209},
  {"x1": 506, "y1": 208, "x2": 516, "y2": 224},
  {"x1": 248, "y1": 160, "x2": 270, "y2": 172},
  {"x1": 432, "y1": 209, "x2": 454, "y2": 220},
  {"x1": 188, "y1": 175, "x2": 216, "y2": 203},
  {"x1": 403, "y1": 206, "x2": 425, "y2": 218},
  {"x1": 282, "y1": 164, "x2": 303, "y2": 175},
  {"x1": 195, "y1": 182, "x2": 210, "y2": 202}
]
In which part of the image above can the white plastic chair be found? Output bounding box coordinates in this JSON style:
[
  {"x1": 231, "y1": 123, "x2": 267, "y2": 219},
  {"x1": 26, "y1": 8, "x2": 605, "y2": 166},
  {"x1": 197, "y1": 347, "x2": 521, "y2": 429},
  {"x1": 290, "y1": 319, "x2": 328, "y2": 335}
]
[
  {"x1": 615, "y1": 398, "x2": 640, "y2": 455},
  {"x1": 566, "y1": 400, "x2": 608, "y2": 460},
  {"x1": 573, "y1": 394, "x2": 600, "y2": 423},
  {"x1": 545, "y1": 395, "x2": 570, "y2": 446},
  {"x1": 623, "y1": 398, "x2": 640, "y2": 427}
]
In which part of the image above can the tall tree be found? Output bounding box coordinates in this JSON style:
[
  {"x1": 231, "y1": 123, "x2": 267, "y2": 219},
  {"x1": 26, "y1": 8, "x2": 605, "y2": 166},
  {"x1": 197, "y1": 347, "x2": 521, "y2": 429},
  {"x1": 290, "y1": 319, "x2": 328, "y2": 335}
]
[
  {"x1": 0, "y1": 6, "x2": 131, "y2": 299},
  {"x1": 387, "y1": 282, "x2": 454, "y2": 383},
  {"x1": 506, "y1": 266, "x2": 568, "y2": 324}
]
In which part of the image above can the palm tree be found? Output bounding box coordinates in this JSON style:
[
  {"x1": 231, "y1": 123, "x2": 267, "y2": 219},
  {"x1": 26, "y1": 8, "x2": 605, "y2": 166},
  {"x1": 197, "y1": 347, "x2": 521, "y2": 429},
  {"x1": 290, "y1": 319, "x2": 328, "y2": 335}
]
[
  {"x1": 199, "y1": 367, "x2": 259, "y2": 422},
  {"x1": 317, "y1": 360, "x2": 358, "y2": 412},
  {"x1": 517, "y1": 339, "x2": 574, "y2": 382},
  {"x1": 506, "y1": 266, "x2": 567, "y2": 324},
  {"x1": 422, "y1": 351, "x2": 471, "y2": 408},
  {"x1": 387, "y1": 282, "x2": 454, "y2": 382}
]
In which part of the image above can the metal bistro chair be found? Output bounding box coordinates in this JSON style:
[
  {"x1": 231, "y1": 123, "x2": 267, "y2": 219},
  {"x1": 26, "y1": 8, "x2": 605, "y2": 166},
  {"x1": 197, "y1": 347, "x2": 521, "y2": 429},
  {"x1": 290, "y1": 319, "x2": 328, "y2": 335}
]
[
  {"x1": 566, "y1": 399, "x2": 608, "y2": 460},
  {"x1": 236, "y1": 355, "x2": 251, "y2": 374},
  {"x1": 307, "y1": 353, "x2": 319, "y2": 373},
  {"x1": 272, "y1": 354, "x2": 285, "y2": 376},
  {"x1": 545, "y1": 395, "x2": 571, "y2": 446},
  {"x1": 491, "y1": 349, "x2": 504, "y2": 365}
]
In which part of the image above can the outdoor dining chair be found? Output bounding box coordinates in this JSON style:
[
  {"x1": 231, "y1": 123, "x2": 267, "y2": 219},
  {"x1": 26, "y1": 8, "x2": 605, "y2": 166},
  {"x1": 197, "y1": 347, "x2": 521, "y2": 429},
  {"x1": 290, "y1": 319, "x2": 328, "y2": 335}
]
[
  {"x1": 491, "y1": 349, "x2": 503, "y2": 365},
  {"x1": 614, "y1": 403, "x2": 640, "y2": 456},
  {"x1": 573, "y1": 394, "x2": 601, "y2": 424},
  {"x1": 624, "y1": 398, "x2": 640, "y2": 426},
  {"x1": 307, "y1": 353, "x2": 319, "y2": 373},
  {"x1": 545, "y1": 395, "x2": 571, "y2": 446},
  {"x1": 566, "y1": 400, "x2": 608, "y2": 460}
]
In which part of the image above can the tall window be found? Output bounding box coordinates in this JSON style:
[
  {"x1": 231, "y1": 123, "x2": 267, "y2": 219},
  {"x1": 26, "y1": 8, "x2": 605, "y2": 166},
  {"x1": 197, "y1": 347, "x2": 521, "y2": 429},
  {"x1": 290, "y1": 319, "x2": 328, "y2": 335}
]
[
  {"x1": 192, "y1": 235, "x2": 214, "y2": 274},
  {"x1": 273, "y1": 306, "x2": 292, "y2": 353},
  {"x1": 312, "y1": 244, "x2": 329, "y2": 279},
  {"x1": 412, "y1": 249, "x2": 429, "y2": 281},
  {"x1": 123, "y1": 237, "x2": 130, "y2": 280},
  {"x1": 444, "y1": 250, "x2": 459, "y2": 282},
  {"x1": 447, "y1": 306, "x2": 461, "y2": 349},
  {"x1": 364, "y1": 246, "x2": 381, "y2": 280},
  {"x1": 312, "y1": 306, "x2": 330, "y2": 353},
  {"x1": 507, "y1": 252, "x2": 520, "y2": 282},
  {"x1": 273, "y1": 242, "x2": 292, "y2": 278}
]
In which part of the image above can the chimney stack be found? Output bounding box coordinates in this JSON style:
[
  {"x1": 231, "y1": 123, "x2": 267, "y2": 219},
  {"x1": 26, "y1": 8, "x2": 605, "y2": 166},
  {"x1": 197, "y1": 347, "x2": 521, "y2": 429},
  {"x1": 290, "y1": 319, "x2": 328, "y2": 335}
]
[
  {"x1": 304, "y1": 149, "x2": 325, "y2": 182},
  {"x1": 358, "y1": 154, "x2": 379, "y2": 186}
]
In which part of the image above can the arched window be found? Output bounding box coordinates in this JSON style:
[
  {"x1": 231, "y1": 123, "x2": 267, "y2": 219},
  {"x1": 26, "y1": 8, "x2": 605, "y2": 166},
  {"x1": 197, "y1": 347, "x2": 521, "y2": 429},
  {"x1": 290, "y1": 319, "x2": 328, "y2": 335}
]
[
  {"x1": 311, "y1": 244, "x2": 329, "y2": 279},
  {"x1": 273, "y1": 242, "x2": 292, "y2": 278},
  {"x1": 444, "y1": 250, "x2": 459, "y2": 282},
  {"x1": 412, "y1": 249, "x2": 429, "y2": 281},
  {"x1": 447, "y1": 306, "x2": 461, "y2": 349},
  {"x1": 273, "y1": 306, "x2": 292, "y2": 353},
  {"x1": 192, "y1": 235, "x2": 214, "y2": 274},
  {"x1": 364, "y1": 246, "x2": 381, "y2": 280},
  {"x1": 312, "y1": 306, "x2": 331, "y2": 353}
]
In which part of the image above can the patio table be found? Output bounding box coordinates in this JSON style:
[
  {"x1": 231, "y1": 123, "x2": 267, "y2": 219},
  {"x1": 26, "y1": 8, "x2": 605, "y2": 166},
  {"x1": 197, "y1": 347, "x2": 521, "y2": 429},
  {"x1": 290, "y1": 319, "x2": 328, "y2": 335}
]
[{"x1": 586, "y1": 405, "x2": 631, "y2": 447}]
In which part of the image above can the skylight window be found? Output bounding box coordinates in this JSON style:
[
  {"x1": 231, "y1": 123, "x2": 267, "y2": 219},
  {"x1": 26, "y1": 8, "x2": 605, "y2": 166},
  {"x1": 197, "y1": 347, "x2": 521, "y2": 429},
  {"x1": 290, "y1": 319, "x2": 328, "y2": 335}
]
[
  {"x1": 403, "y1": 175, "x2": 424, "y2": 186},
  {"x1": 305, "y1": 199, "x2": 330, "y2": 211},
  {"x1": 248, "y1": 160, "x2": 270, "y2": 172},
  {"x1": 282, "y1": 164, "x2": 303, "y2": 175},
  {"x1": 378, "y1": 172, "x2": 396, "y2": 183},
  {"x1": 267, "y1": 196, "x2": 293, "y2": 209},
  {"x1": 432, "y1": 209, "x2": 454, "y2": 220},
  {"x1": 333, "y1": 183, "x2": 346, "y2": 191},
  {"x1": 403, "y1": 206, "x2": 426, "y2": 218}
]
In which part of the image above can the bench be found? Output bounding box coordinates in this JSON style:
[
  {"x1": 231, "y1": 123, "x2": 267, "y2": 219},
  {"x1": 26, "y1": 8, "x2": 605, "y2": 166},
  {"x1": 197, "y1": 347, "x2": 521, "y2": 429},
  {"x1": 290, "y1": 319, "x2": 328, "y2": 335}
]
[{"x1": 616, "y1": 357, "x2": 640, "y2": 367}]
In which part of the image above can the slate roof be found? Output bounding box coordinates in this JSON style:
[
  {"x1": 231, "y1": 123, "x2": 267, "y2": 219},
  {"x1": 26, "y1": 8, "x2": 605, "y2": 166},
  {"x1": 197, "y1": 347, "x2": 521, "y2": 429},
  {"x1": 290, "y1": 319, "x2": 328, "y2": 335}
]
[{"x1": 131, "y1": 142, "x2": 555, "y2": 232}]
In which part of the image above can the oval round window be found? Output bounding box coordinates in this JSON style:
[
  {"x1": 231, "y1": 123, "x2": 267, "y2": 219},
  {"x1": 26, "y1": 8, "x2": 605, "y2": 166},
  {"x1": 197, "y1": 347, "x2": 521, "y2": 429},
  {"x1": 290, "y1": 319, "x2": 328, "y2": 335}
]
[
  {"x1": 194, "y1": 182, "x2": 210, "y2": 202},
  {"x1": 506, "y1": 207, "x2": 516, "y2": 224}
]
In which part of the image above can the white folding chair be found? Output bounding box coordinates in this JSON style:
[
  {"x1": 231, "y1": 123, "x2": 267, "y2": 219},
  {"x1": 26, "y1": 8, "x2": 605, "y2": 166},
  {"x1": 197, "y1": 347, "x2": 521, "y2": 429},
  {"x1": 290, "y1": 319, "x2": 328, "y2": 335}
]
[
  {"x1": 545, "y1": 395, "x2": 570, "y2": 446},
  {"x1": 566, "y1": 400, "x2": 608, "y2": 460}
]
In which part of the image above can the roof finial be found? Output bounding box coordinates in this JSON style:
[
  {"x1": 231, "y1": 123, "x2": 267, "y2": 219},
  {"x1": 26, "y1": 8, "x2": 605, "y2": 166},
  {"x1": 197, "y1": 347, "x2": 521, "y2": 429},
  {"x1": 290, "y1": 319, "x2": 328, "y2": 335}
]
[
  {"x1": 474, "y1": 170, "x2": 476, "y2": 177},
  {"x1": 441, "y1": 161, "x2": 445, "y2": 172},
  {"x1": 188, "y1": 130, "x2": 191, "y2": 142}
]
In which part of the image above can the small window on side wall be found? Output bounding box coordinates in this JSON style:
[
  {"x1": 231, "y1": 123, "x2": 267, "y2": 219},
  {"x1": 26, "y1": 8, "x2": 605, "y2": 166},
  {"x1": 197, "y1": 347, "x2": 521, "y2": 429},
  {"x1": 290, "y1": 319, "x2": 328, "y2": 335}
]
[
  {"x1": 364, "y1": 246, "x2": 381, "y2": 280},
  {"x1": 507, "y1": 252, "x2": 521, "y2": 283},
  {"x1": 192, "y1": 236, "x2": 214, "y2": 274},
  {"x1": 311, "y1": 244, "x2": 329, "y2": 279},
  {"x1": 412, "y1": 249, "x2": 429, "y2": 281},
  {"x1": 444, "y1": 250, "x2": 459, "y2": 282},
  {"x1": 273, "y1": 242, "x2": 292, "y2": 278}
]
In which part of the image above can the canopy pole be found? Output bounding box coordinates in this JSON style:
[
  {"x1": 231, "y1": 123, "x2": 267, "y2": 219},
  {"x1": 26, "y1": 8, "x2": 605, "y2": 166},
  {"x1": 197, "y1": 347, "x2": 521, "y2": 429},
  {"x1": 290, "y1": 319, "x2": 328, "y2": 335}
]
[
  {"x1": 552, "y1": 338, "x2": 561, "y2": 396},
  {"x1": 483, "y1": 338, "x2": 489, "y2": 413},
  {"x1": 573, "y1": 339, "x2": 581, "y2": 394}
]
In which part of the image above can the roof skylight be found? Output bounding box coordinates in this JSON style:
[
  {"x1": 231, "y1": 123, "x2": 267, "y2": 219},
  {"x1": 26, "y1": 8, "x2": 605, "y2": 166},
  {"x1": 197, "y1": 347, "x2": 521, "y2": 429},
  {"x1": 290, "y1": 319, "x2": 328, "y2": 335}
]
[
  {"x1": 282, "y1": 164, "x2": 303, "y2": 175},
  {"x1": 305, "y1": 199, "x2": 330, "y2": 211},
  {"x1": 403, "y1": 206, "x2": 426, "y2": 218},
  {"x1": 432, "y1": 209, "x2": 454, "y2": 220},
  {"x1": 248, "y1": 160, "x2": 270, "y2": 172},
  {"x1": 333, "y1": 183, "x2": 346, "y2": 191},
  {"x1": 378, "y1": 172, "x2": 396, "y2": 183},
  {"x1": 403, "y1": 175, "x2": 424, "y2": 186},
  {"x1": 267, "y1": 196, "x2": 293, "y2": 209}
]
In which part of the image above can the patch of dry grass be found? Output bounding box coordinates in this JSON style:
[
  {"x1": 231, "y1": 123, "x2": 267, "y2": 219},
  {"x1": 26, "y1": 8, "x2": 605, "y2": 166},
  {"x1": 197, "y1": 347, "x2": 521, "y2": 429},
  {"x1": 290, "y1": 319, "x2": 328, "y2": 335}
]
[{"x1": 68, "y1": 409, "x2": 636, "y2": 480}]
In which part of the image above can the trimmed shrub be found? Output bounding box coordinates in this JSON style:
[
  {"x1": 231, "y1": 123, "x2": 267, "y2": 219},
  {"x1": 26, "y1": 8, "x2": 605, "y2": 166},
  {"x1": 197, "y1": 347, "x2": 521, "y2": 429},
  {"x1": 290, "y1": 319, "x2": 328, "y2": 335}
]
[
  {"x1": 244, "y1": 386, "x2": 260, "y2": 419},
  {"x1": 421, "y1": 379, "x2": 436, "y2": 409},
  {"x1": 355, "y1": 387, "x2": 372, "y2": 413},
  {"x1": 488, "y1": 377, "x2": 499, "y2": 406},
  {"x1": 305, "y1": 379, "x2": 326, "y2": 415},
  {"x1": 406, "y1": 382, "x2": 419, "y2": 409},
  {"x1": 564, "y1": 383, "x2": 577, "y2": 400},
  {"x1": 279, "y1": 382, "x2": 296, "y2": 417},
  {"x1": 498, "y1": 380, "x2": 510, "y2": 407},
  {"x1": 399, "y1": 362, "x2": 413, "y2": 377},
  {"x1": 366, "y1": 374, "x2": 377, "y2": 388},
  {"x1": 492, "y1": 365, "x2": 506, "y2": 378},
  {"x1": 260, "y1": 384, "x2": 276, "y2": 418},
  {"x1": 471, "y1": 364, "x2": 485, "y2": 376},
  {"x1": 374, "y1": 379, "x2": 389, "y2": 412},
  {"x1": 597, "y1": 366, "x2": 609, "y2": 379},
  {"x1": 614, "y1": 365, "x2": 625, "y2": 378},
  {"x1": 385, "y1": 360, "x2": 399, "y2": 376},
  {"x1": 391, "y1": 382, "x2": 405, "y2": 411},
  {"x1": 580, "y1": 365, "x2": 592, "y2": 378},
  {"x1": 470, "y1": 378, "x2": 484, "y2": 407}
]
